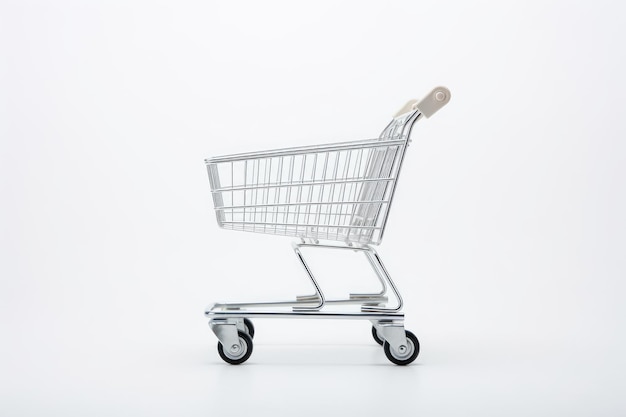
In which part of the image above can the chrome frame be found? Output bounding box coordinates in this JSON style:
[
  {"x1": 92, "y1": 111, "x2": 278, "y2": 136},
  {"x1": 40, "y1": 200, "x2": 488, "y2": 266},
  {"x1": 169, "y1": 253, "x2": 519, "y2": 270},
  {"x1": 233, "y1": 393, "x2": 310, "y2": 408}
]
[{"x1": 205, "y1": 107, "x2": 426, "y2": 358}]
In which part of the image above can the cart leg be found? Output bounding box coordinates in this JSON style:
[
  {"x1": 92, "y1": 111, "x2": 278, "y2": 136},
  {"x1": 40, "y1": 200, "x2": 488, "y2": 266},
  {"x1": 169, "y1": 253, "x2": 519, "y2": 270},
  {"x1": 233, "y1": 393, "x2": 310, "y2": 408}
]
[
  {"x1": 293, "y1": 242, "x2": 389, "y2": 307},
  {"x1": 349, "y1": 250, "x2": 388, "y2": 300},
  {"x1": 361, "y1": 247, "x2": 403, "y2": 312},
  {"x1": 291, "y1": 243, "x2": 325, "y2": 310}
]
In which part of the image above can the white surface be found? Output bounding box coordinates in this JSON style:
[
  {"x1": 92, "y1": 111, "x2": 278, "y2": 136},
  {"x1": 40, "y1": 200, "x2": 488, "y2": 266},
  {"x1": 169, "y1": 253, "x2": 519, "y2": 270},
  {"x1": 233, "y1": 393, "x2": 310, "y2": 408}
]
[{"x1": 1, "y1": 1, "x2": 625, "y2": 415}]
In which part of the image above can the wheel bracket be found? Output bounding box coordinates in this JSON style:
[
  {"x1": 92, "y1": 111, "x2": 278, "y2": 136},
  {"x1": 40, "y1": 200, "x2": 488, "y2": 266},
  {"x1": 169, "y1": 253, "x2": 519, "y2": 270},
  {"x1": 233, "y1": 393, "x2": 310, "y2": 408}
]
[{"x1": 209, "y1": 319, "x2": 241, "y2": 351}]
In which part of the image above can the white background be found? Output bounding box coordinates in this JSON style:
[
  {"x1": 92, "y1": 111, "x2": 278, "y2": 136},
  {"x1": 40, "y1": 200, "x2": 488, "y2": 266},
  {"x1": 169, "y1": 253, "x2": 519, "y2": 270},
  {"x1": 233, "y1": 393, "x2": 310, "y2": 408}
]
[{"x1": 1, "y1": 1, "x2": 625, "y2": 415}]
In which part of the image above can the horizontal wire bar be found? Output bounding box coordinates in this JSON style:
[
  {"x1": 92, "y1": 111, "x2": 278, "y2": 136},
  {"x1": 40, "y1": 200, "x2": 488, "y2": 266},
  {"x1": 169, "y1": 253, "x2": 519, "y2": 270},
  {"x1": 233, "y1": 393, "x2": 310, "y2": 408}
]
[
  {"x1": 206, "y1": 139, "x2": 406, "y2": 164},
  {"x1": 226, "y1": 211, "x2": 359, "y2": 218},
  {"x1": 215, "y1": 200, "x2": 389, "y2": 210},
  {"x1": 217, "y1": 225, "x2": 380, "y2": 244},
  {"x1": 206, "y1": 309, "x2": 403, "y2": 320},
  {"x1": 211, "y1": 176, "x2": 395, "y2": 193},
  {"x1": 220, "y1": 221, "x2": 382, "y2": 229}
]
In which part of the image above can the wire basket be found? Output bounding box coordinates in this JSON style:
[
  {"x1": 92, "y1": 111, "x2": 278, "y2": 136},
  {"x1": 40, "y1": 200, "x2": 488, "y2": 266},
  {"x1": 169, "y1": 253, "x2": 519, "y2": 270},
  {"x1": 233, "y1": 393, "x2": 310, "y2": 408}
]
[
  {"x1": 204, "y1": 91, "x2": 447, "y2": 245},
  {"x1": 206, "y1": 136, "x2": 407, "y2": 244}
]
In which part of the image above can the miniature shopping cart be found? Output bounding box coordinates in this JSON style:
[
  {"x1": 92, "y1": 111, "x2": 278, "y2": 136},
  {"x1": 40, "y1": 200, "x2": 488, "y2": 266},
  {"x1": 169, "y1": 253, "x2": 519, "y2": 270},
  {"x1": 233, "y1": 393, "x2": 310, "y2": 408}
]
[{"x1": 205, "y1": 87, "x2": 451, "y2": 365}]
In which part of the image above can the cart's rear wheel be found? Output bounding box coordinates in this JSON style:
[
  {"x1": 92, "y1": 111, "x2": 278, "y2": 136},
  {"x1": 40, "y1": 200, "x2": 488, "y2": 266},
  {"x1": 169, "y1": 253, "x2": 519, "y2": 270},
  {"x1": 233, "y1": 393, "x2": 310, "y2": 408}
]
[
  {"x1": 243, "y1": 318, "x2": 255, "y2": 339},
  {"x1": 383, "y1": 330, "x2": 419, "y2": 366},
  {"x1": 217, "y1": 331, "x2": 253, "y2": 365},
  {"x1": 371, "y1": 326, "x2": 384, "y2": 346}
]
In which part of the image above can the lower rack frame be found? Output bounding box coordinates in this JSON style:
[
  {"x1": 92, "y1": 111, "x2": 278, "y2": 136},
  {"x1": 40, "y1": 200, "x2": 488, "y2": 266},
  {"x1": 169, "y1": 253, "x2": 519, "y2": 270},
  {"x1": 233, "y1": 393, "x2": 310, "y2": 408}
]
[{"x1": 205, "y1": 240, "x2": 419, "y2": 365}]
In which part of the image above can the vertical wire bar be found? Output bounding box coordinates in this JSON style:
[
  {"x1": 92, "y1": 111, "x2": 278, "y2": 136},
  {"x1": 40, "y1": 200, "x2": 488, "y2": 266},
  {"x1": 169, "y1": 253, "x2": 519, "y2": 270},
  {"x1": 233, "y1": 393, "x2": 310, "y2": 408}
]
[
  {"x1": 254, "y1": 159, "x2": 260, "y2": 232},
  {"x1": 271, "y1": 158, "x2": 277, "y2": 235},
  {"x1": 342, "y1": 149, "x2": 354, "y2": 226},
  {"x1": 304, "y1": 153, "x2": 318, "y2": 236},
  {"x1": 274, "y1": 156, "x2": 283, "y2": 235},
  {"x1": 248, "y1": 159, "x2": 253, "y2": 231},
  {"x1": 230, "y1": 161, "x2": 234, "y2": 227},
  {"x1": 243, "y1": 160, "x2": 247, "y2": 226},
  {"x1": 285, "y1": 155, "x2": 295, "y2": 234},
  {"x1": 263, "y1": 158, "x2": 271, "y2": 233},
  {"x1": 326, "y1": 151, "x2": 340, "y2": 237},
  {"x1": 295, "y1": 154, "x2": 307, "y2": 237},
  {"x1": 315, "y1": 152, "x2": 329, "y2": 238},
  {"x1": 335, "y1": 149, "x2": 352, "y2": 240}
]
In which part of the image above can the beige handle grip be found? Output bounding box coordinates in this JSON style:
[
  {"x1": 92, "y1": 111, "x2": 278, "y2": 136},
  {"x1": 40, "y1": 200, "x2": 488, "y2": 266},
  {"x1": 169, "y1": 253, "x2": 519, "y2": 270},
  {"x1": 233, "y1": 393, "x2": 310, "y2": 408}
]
[{"x1": 393, "y1": 86, "x2": 451, "y2": 118}]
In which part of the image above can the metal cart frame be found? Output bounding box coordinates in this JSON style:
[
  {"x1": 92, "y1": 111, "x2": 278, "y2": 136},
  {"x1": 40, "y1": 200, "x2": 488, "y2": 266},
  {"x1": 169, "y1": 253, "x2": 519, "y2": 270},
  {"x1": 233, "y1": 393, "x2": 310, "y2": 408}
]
[{"x1": 204, "y1": 87, "x2": 451, "y2": 365}]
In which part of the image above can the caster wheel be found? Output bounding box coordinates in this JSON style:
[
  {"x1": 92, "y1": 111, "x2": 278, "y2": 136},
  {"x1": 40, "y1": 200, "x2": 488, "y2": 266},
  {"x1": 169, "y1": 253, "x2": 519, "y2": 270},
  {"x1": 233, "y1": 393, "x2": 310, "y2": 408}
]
[
  {"x1": 383, "y1": 330, "x2": 419, "y2": 366},
  {"x1": 217, "y1": 331, "x2": 253, "y2": 365},
  {"x1": 243, "y1": 318, "x2": 255, "y2": 339},
  {"x1": 371, "y1": 326, "x2": 384, "y2": 346}
]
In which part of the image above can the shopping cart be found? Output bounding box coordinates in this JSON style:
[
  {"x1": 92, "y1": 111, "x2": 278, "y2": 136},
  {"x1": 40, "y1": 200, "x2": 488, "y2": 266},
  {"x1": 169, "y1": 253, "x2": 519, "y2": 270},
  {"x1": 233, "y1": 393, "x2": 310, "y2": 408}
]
[{"x1": 205, "y1": 87, "x2": 451, "y2": 365}]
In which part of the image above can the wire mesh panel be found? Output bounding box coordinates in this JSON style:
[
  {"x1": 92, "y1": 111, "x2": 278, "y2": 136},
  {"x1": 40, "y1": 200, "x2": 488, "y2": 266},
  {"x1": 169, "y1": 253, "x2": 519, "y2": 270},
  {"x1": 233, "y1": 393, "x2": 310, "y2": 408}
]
[
  {"x1": 207, "y1": 140, "x2": 403, "y2": 244},
  {"x1": 206, "y1": 108, "x2": 421, "y2": 245}
]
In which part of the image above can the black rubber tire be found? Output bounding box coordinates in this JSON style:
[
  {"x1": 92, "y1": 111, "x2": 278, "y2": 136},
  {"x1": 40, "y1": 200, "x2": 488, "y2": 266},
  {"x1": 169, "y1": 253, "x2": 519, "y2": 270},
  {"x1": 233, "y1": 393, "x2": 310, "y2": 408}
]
[
  {"x1": 371, "y1": 326, "x2": 384, "y2": 346},
  {"x1": 383, "y1": 330, "x2": 419, "y2": 366},
  {"x1": 243, "y1": 318, "x2": 255, "y2": 339},
  {"x1": 217, "y1": 331, "x2": 253, "y2": 365}
]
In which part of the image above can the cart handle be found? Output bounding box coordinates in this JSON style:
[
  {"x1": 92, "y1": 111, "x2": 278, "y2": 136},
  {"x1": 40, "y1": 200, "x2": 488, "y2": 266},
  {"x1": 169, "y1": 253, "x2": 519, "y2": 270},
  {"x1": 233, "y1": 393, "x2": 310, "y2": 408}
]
[{"x1": 394, "y1": 86, "x2": 451, "y2": 118}]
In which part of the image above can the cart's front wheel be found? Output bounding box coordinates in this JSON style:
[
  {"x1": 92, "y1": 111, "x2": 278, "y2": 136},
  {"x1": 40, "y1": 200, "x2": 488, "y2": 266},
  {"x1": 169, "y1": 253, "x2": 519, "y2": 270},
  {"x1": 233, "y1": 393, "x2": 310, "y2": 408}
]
[
  {"x1": 383, "y1": 330, "x2": 419, "y2": 365},
  {"x1": 243, "y1": 318, "x2": 255, "y2": 339},
  {"x1": 217, "y1": 331, "x2": 253, "y2": 365},
  {"x1": 371, "y1": 326, "x2": 384, "y2": 346}
]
